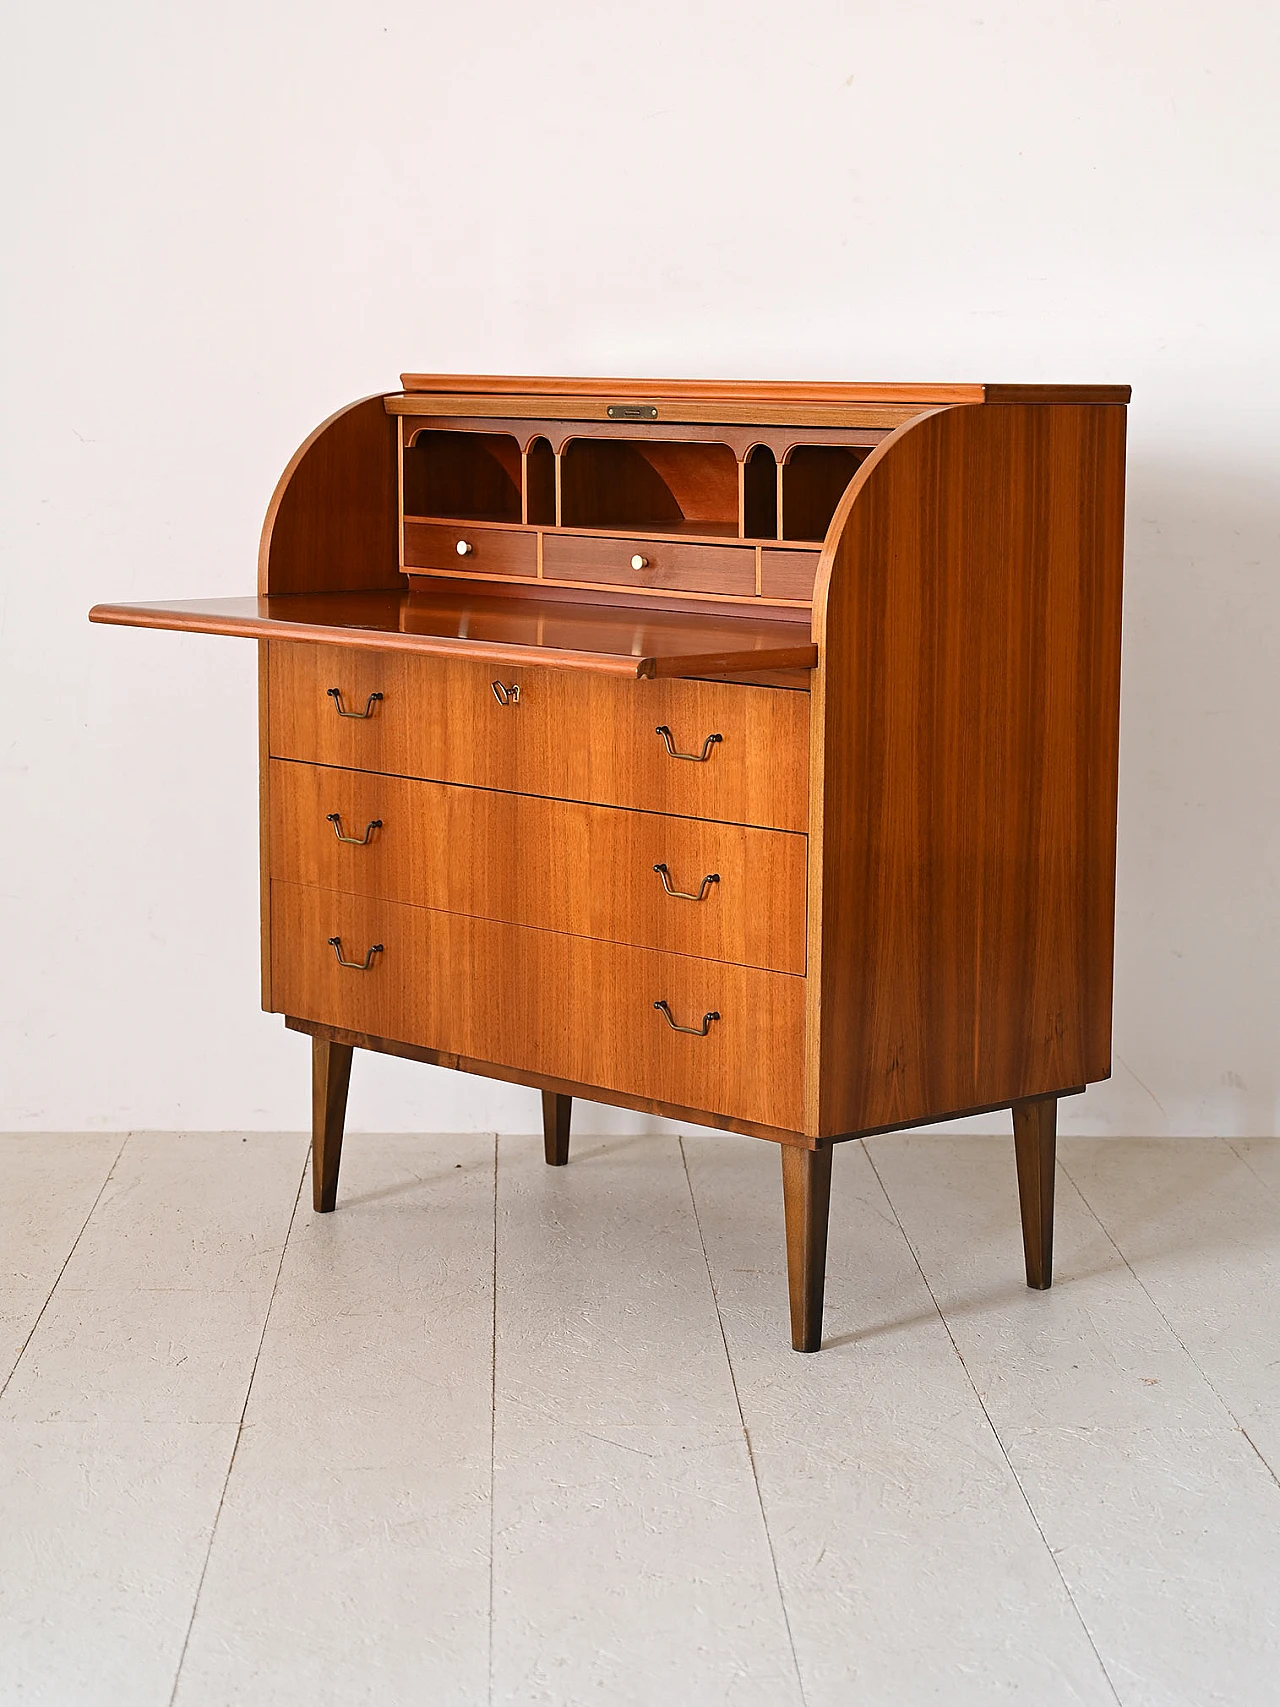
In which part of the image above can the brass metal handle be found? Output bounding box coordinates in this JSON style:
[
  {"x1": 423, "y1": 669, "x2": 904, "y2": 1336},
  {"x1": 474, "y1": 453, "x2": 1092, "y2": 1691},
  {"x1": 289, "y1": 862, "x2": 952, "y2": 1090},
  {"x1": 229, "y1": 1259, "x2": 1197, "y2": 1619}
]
[
  {"x1": 326, "y1": 813, "x2": 382, "y2": 846},
  {"x1": 653, "y1": 1000, "x2": 720, "y2": 1037},
  {"x1": 328, "y1": 936, "x2": 383, "y2": 971},
  {"x1": 653, "y1": 863, "x2": 720, "y2": 902},
  {"x1": 655, "y1": 725, "x2": 722, "y2": 762},
  {"x1": 492, "y1": 680, "x2": 520, "y2": 705},
  {"x1": 327, "y1": 688, "x2": 383, "y2": 719}
]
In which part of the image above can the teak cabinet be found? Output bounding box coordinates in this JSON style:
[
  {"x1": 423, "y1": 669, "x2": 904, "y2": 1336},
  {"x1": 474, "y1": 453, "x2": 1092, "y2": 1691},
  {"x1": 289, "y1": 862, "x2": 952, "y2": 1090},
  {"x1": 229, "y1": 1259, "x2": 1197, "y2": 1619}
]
[{"x1": 91, "y1": 374, "x2": 1128, "y2": 1351}]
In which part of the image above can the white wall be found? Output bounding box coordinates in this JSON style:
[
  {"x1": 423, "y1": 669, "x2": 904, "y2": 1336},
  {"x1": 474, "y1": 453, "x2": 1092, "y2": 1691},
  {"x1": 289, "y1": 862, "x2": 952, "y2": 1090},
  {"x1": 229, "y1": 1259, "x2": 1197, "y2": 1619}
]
[{"x1": 2, "y1": 0, "x2": 1277, "y2": 1136}]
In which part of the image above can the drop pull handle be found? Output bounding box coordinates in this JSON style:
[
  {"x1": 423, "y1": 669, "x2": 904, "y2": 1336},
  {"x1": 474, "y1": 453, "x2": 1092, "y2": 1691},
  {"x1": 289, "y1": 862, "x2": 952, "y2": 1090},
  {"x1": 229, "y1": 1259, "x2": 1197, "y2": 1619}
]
[
  {"x1": 492, "y1": 680, "x2": 520, "y2": 705},
  {"x1": 653, "y1": 863, "x2": 720, "y2": 902},
  {"x1": 653, "y1": 1000, "x2": 720, "y2": 1037},
  {"x1": 327, "y1": 688, "x2": 383, "y2": 720},
  {"x1": 326, "y1": 813, "x2": 382, "y2": 846},
  {"x1": 327, "y1": 937, "x2": 383, "y2": 971},
  {"x1": 655, "y1": 726, "x2": 722, "y2": 762}
]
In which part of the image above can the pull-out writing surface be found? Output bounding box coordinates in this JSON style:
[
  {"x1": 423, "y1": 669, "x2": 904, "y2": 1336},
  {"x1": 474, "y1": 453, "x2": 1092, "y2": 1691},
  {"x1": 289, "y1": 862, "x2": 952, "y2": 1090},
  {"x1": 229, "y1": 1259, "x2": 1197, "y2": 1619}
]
[{"x1": 88, "y1": 587, "x2": 819, "y2": 680}]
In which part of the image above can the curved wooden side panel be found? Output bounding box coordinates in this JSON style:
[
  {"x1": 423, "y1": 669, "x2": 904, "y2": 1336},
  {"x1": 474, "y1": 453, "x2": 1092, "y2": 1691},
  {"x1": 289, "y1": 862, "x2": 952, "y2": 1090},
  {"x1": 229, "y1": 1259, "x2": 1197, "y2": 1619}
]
[
  {"x1": 805, "y1": 402, "x2": 1127, "y2": 1136},
  {"x1": 258, "y1": 395, "x2": 400, "y2": 595}
]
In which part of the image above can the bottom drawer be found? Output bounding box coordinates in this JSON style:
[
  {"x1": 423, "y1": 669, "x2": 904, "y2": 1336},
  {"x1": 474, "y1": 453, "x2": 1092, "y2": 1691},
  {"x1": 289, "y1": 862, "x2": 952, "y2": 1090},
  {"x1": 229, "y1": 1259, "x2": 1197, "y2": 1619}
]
[{"x1": 271, "y1": 881, "x2": 804, "y2": 1131}]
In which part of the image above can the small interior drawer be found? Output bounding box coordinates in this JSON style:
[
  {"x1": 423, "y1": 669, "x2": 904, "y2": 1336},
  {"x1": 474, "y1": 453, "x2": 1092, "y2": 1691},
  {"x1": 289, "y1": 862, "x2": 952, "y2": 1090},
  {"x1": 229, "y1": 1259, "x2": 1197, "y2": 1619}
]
[
  {"x1": 543, "y1": 533, "x2": 756, "y2": 596},
  {"x1": 403, "y1": 519, "x2": 536, "y2": 577},
  {"x1": 760, "y1": 547, "x2": 822, "y2": 602}
]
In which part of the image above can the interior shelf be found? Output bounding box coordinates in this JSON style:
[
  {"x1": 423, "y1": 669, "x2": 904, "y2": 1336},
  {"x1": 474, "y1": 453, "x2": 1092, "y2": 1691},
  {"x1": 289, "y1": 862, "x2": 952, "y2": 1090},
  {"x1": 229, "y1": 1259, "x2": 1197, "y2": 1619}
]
[
  {"x1": 744, "y1": 445, "x2": 778, "y2": 539},
  {"x1": 403, "y1": 430, "x2": 522, "y2": 523},
  {"x1": 401, "y1": 426, "x2": 867, "y2": 553},
  {"x1": 782, "y1": 446, "x2": 866, "y2": 541},
  {"x1": 560, "y1": 439, "x2": 739, "y2": 535}
]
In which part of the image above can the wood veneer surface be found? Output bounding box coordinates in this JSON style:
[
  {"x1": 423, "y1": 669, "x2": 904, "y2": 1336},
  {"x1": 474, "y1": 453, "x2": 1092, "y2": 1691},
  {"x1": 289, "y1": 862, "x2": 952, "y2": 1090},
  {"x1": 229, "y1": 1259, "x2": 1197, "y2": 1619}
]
[
  {"x1": 270, "y1": 759, "x2": 808, "y2": 974},
  {"x1": 399, "y1": 375, "x2": 1132, "y2": 406},
  {"x1": 271, "y1": 881, "x2": 805, "y2": 1131},
  {"x1": 267, "y1": 642, "x2": 809, "y2": 832},
  {"x1": 259, "y1": 395, "x2": 399, "y2": 595},
  {"x1": 807, "y1": 402, "x2": 1126, "y2": 1135},
  {"x1": 89, "y1": 590, "x2": 817, "y2": 681}
]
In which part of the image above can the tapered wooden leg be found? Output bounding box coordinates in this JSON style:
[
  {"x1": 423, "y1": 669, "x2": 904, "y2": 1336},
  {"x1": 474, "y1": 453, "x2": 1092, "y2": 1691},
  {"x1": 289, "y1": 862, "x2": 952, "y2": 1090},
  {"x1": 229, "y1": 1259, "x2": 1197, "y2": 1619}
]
[
  {"x1": 1013, "y1": 1094, "x2": 1057, "y2": 1289},
  {"x1": 312, "y1": 1037, "x2": 353, "y2": 1212},
  {"x1": 542, "y1": 1091, "x2": 571, "y2": 1166},
  {"x1": 781, "y1": 1143, "x2": 833, "y2": 1352}
]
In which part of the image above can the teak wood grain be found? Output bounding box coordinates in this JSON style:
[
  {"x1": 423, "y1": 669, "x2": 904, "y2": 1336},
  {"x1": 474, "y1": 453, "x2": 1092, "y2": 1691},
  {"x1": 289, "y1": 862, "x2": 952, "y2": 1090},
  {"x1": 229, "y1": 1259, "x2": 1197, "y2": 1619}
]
[
  {"x1": 405, "y1": 413, "x2": 891, "y2": 460},
  {"x1": 759, "y1": 548, "x2": 822, "y2": 602},
  {"x1": 542, "y1": 1091, "x2": 572, "y2": 1166},
  {"x1": 781, "y1": 1144, "x2": 833, "y2": 1352},
  {"x1": 259, "y1": 396, "x2": 401, "y2": 596},
  {"x1": 268, "y1": 758, "x2": 808, "y2": 974},
  {"x1": 311, "y1": 1036, "x2": 353, "y2": 1212},
  {"x1": 286, "y1": 1016, "x2": 816, "y2": 1146},
  {"x1": 403, "y1": 519, "x2": 537, "y2": 577},
  {"x1": 1013, "y1": 1093, "x2": 1058, "y2": 1288},
  {"x1": 805, "y1": 402, "x2": 1126, "y2": 1136},
  {"x1": 88, "y1": 590, "x2": 816, "y2": 682},
  {"x1": 270, "y1": 881, "x2": 805, "y2": 1131},
  {"x1": 399, "y1": 374, "x2": 1132, "y2": 406},
  {"x1": 90, "y1": 370, "x2": 1129, "y2": 1351},
  {"x1": 267, "y1": 641, "x2": 810, "y2": 832},
  {"x1": 543, "y1": 532, "x2": 756, "y2": 597}
]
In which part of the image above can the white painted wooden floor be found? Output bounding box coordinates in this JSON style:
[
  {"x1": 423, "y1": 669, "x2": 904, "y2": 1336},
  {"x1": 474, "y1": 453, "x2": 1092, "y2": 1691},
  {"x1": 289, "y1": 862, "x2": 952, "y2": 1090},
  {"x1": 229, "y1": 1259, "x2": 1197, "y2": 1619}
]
[{"x1": 2, "y1": 1132, "x2": 1279, "y2": 1706}]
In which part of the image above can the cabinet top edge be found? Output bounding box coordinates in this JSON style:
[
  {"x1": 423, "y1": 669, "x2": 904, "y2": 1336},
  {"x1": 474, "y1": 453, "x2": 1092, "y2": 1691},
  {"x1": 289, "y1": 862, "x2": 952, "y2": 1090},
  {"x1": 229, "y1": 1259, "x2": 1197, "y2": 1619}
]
[{"x1": 398, "y1": 374, "x2": 1132, "y2": 407}]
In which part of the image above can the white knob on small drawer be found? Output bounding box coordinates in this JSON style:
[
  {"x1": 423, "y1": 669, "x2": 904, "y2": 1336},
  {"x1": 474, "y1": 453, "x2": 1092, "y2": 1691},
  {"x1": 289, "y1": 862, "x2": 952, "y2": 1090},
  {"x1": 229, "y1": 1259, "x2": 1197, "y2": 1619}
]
[
  {"x1": 631, "y1": 553, "x2": 649, "y2": 571},
  {"x1": 456, "y1": 539, "x2": 473, "y2": 556}
]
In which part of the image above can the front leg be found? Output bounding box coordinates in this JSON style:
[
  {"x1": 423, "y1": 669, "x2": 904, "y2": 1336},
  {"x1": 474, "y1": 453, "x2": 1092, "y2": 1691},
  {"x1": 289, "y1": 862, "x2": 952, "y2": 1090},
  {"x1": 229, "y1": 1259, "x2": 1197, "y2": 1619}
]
[
  {"x1": 1012, "y1": 1094, "x2": 1057, "y2": 1288},
  {"x1": 781, "y1": 1144, "x2": 833, "y2": 1352},
  {"x1": 312, "y1": 1037, "x2": 354, "y2": 1212}
]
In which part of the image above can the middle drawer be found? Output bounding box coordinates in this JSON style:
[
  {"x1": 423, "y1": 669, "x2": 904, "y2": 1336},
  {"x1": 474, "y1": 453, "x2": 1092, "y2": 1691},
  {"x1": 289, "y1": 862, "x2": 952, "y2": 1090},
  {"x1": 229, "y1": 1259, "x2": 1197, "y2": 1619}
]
[{"x1": 269, "y1": 759, "x2": 807, "y2": 975}]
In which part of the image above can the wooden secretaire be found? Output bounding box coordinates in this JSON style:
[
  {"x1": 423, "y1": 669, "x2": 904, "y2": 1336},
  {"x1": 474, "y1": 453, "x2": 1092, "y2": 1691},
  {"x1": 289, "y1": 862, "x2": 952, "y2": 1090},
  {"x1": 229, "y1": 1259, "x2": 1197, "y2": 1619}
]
[{"x1": 91, "y1": 374, "x2": 1128, "y2": 1350}]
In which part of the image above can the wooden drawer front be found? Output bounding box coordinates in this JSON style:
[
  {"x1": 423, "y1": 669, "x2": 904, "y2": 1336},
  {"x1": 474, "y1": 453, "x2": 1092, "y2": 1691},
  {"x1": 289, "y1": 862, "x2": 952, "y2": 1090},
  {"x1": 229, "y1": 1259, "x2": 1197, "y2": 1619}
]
[
  {"x1": 268, "y1": 642, "x2": 808, "y2": 832},
  {"x1": 543, "y1": 532, "x2": 756, "y2": 596},
  {"x1": 270, "y1": 759, "x2": 807, "y2": 974},
  {"x1": 271, "y1": 882, "x2": 805, "y2": 1131},
  {"x1": 403, "y1": 519, "x2": 537, "y2": 577},
  {"x1": 760, "y1": 547, "x2": 821, "y2": 601}
]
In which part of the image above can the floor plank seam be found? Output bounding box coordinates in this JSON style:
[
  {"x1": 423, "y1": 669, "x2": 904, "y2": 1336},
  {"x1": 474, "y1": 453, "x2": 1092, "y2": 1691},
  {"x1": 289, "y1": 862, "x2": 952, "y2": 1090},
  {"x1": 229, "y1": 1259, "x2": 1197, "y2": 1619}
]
[
  {"x1": 0, "y1": 1131, "x2": 130, "y2": 1405},
  {"x1": 1059, "y1": 1153, "x2": 1280, "y2": 1496},
  {"x1": 678, "y1": 1136, "x2": 809, "y2": 1707},
  {"x1": 165, "y1": 1140, "x2": 312, "y2": 1707},
  {"x1": 861, "y1": 1142, "x2": 1125, "y2": 1707},
  {"x1": 1223, "y1": 1138, "x2": 1280, "y2": 1201},
  {"x1": 486, "y1": 1133, "x2": 499, "y2": 1707}
]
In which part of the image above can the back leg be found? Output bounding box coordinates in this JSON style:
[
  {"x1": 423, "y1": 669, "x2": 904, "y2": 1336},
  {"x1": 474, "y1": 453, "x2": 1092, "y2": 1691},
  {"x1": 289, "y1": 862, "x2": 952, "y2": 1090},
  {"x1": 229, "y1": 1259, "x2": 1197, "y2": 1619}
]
[{"x1": 542, "y1": 1092, "x2": 571, "y2": 1166}]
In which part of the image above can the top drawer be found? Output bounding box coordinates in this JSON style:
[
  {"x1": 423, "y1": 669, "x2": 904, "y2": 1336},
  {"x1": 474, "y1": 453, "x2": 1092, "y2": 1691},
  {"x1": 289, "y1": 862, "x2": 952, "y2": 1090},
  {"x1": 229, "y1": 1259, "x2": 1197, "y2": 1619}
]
[{"x1": 267, "y1": 642, "x2": 808, "y2": 831}]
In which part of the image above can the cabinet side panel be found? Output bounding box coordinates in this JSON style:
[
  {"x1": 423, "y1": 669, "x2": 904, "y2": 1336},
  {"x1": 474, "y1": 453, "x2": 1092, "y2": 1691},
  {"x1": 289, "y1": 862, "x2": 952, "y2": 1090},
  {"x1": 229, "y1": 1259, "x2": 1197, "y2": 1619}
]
[
  {"x1": 258, "y1": 395, "x2": 401, "y2": 595},
  {"x1": 259, "y1": 641, "x2": 275, "y2": 1011},
  {"x1": 812, "y1": 403, "x2": 1126, "y2": 1134}
]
